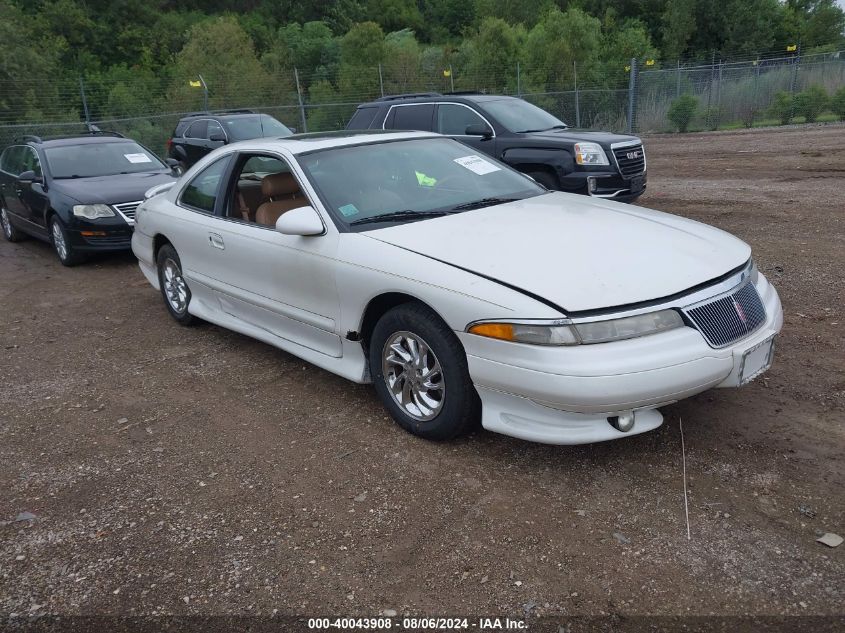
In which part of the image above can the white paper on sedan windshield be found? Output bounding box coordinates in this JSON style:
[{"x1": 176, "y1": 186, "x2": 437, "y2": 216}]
[
  {"x1": 454, "y1": 155, "x2": 500, "y2": 175},
  {"x1": 124, "y1": 153, "x2": 152, "y2": 164}
]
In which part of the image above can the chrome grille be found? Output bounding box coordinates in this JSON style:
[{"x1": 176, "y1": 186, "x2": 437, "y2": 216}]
[
  {"x1": 612, "y1": 144, "x2": 645, "y2": 177},
  {"x1": 112, "y1": 201, "x2": 141, "y2": 224},
  {"x1": 684, "y1": 282, "x2": 766, "y2": 348}
]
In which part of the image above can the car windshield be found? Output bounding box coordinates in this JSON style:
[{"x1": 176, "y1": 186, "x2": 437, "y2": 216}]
[
  {"x1": 45, "y1": 141, "x2": 167, "y2": 179},
  {"x1": 224, "y1": 115, "x2": 292, "y2": 140},
  {"x1": 297, "y1": 137, "x2": 546, "y2": 229},
  {"x1": 483, "y1": 99, "x2": 568, "y2": 133}
]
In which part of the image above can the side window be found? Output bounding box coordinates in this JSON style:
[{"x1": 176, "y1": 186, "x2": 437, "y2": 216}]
[
  {"x1": 229, "y1": 153, "x2": 308, "y2": 226},
  {"x1": 207, "y1": 120, "x2": 225, "y2": 140},
  {"x1": 21, "y1": 147, "x2": 42, "y2": 176},
  {"x1": 347, "y1": 106, "x2": 379, "y2": 130},
  {"x1": 180, "y1": 157, "x2": 229, "y2": 213},
  {"x1": 185, "y1": 120, "x2": 208, "y2": 139},
  {"x1": 390, "y1": 105, "x2": 435, "y2": 131},
  {"x1": 437, "y1": 104, "x2": 487, "y2": 135},
  {"x1": 1, "y1": 146, "x2": 24, "y2": 175}
]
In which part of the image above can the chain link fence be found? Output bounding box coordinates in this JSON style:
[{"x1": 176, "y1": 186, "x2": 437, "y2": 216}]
[{"x1": 1, "y1": 49, "x2": 843, "y2": 154}]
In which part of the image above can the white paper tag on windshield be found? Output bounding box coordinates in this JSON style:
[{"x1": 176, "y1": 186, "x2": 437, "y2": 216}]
[
  {"x1": 453, "y1": 155, "x2": 500, "y2": 175},
  {"x1": 124, "y1": 153, "x2": 152, "y2": 164}
]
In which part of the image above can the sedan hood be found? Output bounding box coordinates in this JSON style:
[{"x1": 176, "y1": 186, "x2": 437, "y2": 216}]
[
  {"x1": 365, "y1": 192, "x2": 751, "y2": 313},
  {"x1": 51, "y1": 172, "x2": 176, "y2": 205}
]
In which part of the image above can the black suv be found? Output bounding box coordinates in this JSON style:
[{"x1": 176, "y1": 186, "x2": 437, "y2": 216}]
[
  {"x1": 0, "y1": 132, "x2": 177, "y2": 266},
  {"x1": 167, "y1": 110, "x2": 293, "y2": 171},
  {"x1": 347, "y1": 93, "x2": 646, "y2": 202}
]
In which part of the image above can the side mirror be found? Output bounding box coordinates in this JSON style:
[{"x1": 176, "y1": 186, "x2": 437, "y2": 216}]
[
  {"x1": 465, "y1": 123, "x2": 493, "y2": 139},
  {"x1": 275, "y1": 205, "x2": 324, "y2": 236},
  {"x1": 288, "y1": 126, "x2": 297, "y2": 134},
  {"x1": 17, "y1": 170, "x2": 43, "y2": 184},
  {"x1": 164, "y1": 157, "x2": 182, "y2": 175},
  {"x1": 209, "y1": 133, "x2": 226, "y2": 143},
  {"x1": 144, "y1": 181, "x2": 176, "y2": 200}
]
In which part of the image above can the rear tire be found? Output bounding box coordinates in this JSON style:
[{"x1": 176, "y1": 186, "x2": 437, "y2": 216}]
[
  {"x1": 369, "y1": 302, "x2": 479, "y2": 441},
  {"x1": 527, "y1": 170, "x2": 559, "y2": 191},
  {"x1": 49, "y1": 216, "x2": 83, "y2": 266},
  {"x1": 1, "y1": 206, "x2": 24, "y2": 242},
  {"x1": 156, "y1": 244, "x2": 195, "y2": 326}
]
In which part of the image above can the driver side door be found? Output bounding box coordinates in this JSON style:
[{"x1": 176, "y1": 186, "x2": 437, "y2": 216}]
[{"x1": 199, "y1": 151, "x2": 343, "y2": 358}]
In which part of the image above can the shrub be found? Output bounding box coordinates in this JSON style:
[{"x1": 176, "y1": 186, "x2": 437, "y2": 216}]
[
  {"x1": 832, "y1": 86, "x2": 845, "y2": 120},
  {"x1": 667, "y1": 94, "x2": 697, "y2": 133},
  {"x1": 703, "y1": 105, "x2": 721, "y2": 130},
  {"x1": 793, "y1": 85, "x2": 829, "y2": 123},
  {"x1": 769, "y1": 91, "x2": 794, "y2": 125}
]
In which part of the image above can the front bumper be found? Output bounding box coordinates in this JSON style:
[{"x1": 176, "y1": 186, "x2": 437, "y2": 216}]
[
  {"x1": 459, "y1": 275, "x2": 783, "y2": 445},
  {"x1": 66, "y1": 216, "x2": 134, "y2": 252},
  {"x1": 559, "y1": 170, "x2": 646, "y2": 201}
]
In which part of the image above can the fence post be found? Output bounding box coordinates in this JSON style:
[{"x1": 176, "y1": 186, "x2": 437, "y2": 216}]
[
  {"x1": 705, "y1": 51, "x2": 715, "y2": 128},
  {"x1": 516, "y1": 61, "x2": 521, "y2": 98},
  {"x1": 449, "y1": 65, "x2": 454, "y2": 92},
  {"x1": 715, "y1": 61, "x2": 723, "y2": 129},
  {"x1": 626, "y1": 58, "x2": 638, "y2": 134},
  {"x1": 676, "y1": 60, "x2": 681, "y2": 98},
  {"x1": 79, "y1": 76, "x2": 91, "y2": 125},
  {"x1": 294, "y1": 68, "x2": 308, "y2": 133},
  {"x1": 789, "y1": 44, "x2": 801, "y2": 122},
  {"x1": 378, "y1": 63, "x2": 384, "y2": 98},
  {"x1": 574, "y1": 61, "x2": 580, "y2": 128},
  {"x1": 198, "y1": 74, "x2": 209, "y2": 111}
]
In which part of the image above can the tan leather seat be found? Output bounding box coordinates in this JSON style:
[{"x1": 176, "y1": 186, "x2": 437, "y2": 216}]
[{"x1": 255, "y1": 172, "x2": 305, "y2": 226}]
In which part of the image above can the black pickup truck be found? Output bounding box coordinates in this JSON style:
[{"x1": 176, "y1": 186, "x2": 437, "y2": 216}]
[{"x1": 347, "y1": 93, "x2": 646, "y2": 202}]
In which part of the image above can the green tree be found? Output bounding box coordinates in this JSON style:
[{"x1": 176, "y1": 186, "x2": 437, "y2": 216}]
[
  {"x1": 660, "y1": 0, "x2": 696, "y2": 59},
  {"x1": 338, "y1": 22, "x2": 386, "y2": 101},
  {"x1": 364, "y1": 0, "x2": 423, "y2": 34},
  {"x1": 170, "y1": 16, "x2": 279, "y2": 111},
  {"x1": 383, "y1": 30, "x2": 423, "y2": 94},
  {"x1": 464, "y1": 17, "x2": 523, "y2": 92},
  {"x1": 794, "y1": 84, "x2": 829, "y2": 121},
  {"x1": 769, "y1": 91, "x2": 794, "y2": 125},
  {"x1": 667, "y1": 94, "x2": 698, "y2": 132}
]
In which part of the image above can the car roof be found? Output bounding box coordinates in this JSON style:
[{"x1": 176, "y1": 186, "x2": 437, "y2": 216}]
[
  {"x1": 359, "y1": 93, "x2": 517, "y2": 108},
  {"x1": 221, "y1": 130, "x2": 441, "y2": 155},
  {"x1": 31, "y1": 136, "x2": 136, "y2": 148}
]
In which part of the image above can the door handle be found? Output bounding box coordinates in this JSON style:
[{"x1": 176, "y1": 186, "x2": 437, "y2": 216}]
[{"x1": 208, "y1": 233, "x2": 225, "y2": 250}]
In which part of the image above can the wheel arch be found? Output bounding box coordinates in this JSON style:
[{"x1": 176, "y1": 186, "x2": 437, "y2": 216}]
[
  {"x1": 152, "y1": 233, "x2": 173, "y2": 261},
  {"x1": 358, "y1": 292, "x2": 447, "y2": 352}
]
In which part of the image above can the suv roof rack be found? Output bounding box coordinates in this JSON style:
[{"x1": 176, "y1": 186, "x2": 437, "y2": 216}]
[
  {"x1": 442, "y1": 90, "x2": 486, "y2": 96},
  {"x1": 13, "y1": 134, "x2": 43, "y2": 144},
  {"x1": 181, "y1": 109, "x2": 257, "y2": 118},
  {"x1": 375, "y1": 92, "x2": 442, "y2": 102}
]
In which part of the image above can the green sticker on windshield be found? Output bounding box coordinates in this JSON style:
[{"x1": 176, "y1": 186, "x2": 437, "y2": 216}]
[
  {"x1": 339, "y1": 204, "x2": 359, "y2": 217},
  {"x1": 415, "y1": 171, "x2": 437, "y2": 187}
]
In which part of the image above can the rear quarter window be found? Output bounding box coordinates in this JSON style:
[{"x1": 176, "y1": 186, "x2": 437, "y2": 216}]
[
  {"x1": 388, "y1": 104, "x2": 435, "y2": 132},
  {"x1": 347, "y1": 107, "x2": 380, "y2": 130}
]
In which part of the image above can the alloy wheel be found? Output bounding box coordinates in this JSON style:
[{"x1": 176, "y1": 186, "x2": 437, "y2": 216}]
[
  {"x1": 51, "y1": 220, "x2": 67, "y2": 261},
  {"x1": 381, "y1": 330, "x2": 445, "y2": 421},
  {"x1": 162, "y1": 257, "x2": 188, "y2": 314}
]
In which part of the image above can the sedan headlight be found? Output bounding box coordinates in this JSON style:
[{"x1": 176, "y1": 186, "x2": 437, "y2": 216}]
[
  {"x1": 468, "y1": 309, "x2": 684, "y2": 346},
  {"x1": 574, "y1": 142, "x2": 610, "y2": 166},
  {"x1": 73, "y1": 204, "x2": 115, "y2": 219}
]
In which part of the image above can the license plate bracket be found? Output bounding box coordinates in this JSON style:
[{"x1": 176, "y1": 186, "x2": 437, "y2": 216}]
[
  {"x1": 629, "y1": 175, "x2": 644, "y2": 193},
  {"x1": 739, "y1": 336, "x2": 776, "y2": 385}
]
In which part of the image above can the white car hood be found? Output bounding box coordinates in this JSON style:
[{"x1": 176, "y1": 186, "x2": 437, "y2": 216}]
[{"x1": 365, "y1": 192, "x2": 751, "y2": 313}]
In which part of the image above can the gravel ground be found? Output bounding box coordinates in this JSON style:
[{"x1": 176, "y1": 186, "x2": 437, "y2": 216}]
[{"x1": 0, "y1": 125, "x2": 843, "y2": 631}]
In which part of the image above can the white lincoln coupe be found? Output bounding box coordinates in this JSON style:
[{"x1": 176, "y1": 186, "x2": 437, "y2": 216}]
[{"x1": 132, "y1": 131, "x2": 783, "y2": 445}]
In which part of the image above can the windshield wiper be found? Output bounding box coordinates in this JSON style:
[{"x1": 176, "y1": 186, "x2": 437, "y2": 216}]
[
  {"x1": 449, "y1": 197, "x2": 519, "y2": 211},
  {"x1": 349, "y1": 210, "x2": 450, "y2": 226},
  {"x1": 516, "y1": 124, "x2": 569, "y2": 133}
]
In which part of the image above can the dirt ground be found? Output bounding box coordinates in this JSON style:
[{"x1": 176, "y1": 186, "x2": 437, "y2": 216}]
[{"x1": 1, "y1": 125, "x2": 843, "y2": 630}]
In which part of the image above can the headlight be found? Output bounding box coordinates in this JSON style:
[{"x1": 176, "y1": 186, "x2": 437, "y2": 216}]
[
  {"x1": 574, "y1": 142, "x2": 609, "y2": 166},
  {"x1": 73, "y1": 204, "x2": 115, "y2": 219},
  {"x1": 468, "y1": 309, "x2": 683, "y2": 346}
]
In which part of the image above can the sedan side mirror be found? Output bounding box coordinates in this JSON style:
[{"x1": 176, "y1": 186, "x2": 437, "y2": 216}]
[
  {"x1": 17, "y1": 170, "x2": 43, "y2": 184},
  {"x1": 465, "y1": 123, "x2": 493, "y2": 139},
  {"x1": 288, "y1": 126, "x2": 297, "y2": 134},
  {"x1": 209, "y1": 133, "x2": 226, "y2": 143},
  {"x1": 275, "y1": 205, "x2": 324, "y2": 236}
]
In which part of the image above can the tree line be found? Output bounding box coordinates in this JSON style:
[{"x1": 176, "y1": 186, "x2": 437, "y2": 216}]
[{"x1": 1, "y1": 0, "x2": 843, "y2": 130}]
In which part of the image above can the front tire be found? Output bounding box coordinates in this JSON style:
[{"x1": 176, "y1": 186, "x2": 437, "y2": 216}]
[
  {"x1": 369, "y1": 303, "x2": 479, "y2": 441},
  {"x1": 1, "y1": 206, "x2": 24, "y2": 242},
  {"x1": 156, "y1": 244, "x2": 195, "y2": 326},
  {"x1": 527, "y1": 170, "x2": 559, "y2": 191},
  {"x1": 49, "y1": 216, "x2": 82, "y2": 266}
]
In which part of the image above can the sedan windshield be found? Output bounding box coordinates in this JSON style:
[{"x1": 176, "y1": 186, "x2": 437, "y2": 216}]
[
  {"x1": 297, "y1": 137, "x2": 546, "y2": 229},
  {"x1": 483, "y1": 98, "x2": 568, "y2": 133},
  {"x1": 224, "y1": 115, "x2": 292, "y2": 140},
  {"x1": 45, "y1": 141, "x2": 167, "y2": 179}
]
